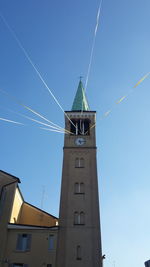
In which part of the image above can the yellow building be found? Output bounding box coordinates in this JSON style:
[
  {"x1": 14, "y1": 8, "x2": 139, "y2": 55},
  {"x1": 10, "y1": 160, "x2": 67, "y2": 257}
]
[
  {"x1": 0, "y1": 81, "x2": 102, "y2": 267},
  {"x1": 0, "y1": 170, "x2": 58, "y2": 267}
]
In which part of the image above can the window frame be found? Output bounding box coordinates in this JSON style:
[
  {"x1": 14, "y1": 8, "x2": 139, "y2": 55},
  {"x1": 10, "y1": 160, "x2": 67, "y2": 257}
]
[
  {"x1": 74, "y1": 211, "x2": 85, "y2": 225},
  {"x1": 75, "y1": 158, "x2": 84, "y2": 168},
  {"x1": 74, "y1": 183, "x2": 85, "y2": 194},
  {"x1": 16, "y1": 234, "x2": 31, "y2": 252},
  {"x1": 48, "y1": 235, "x2": 55, "y2": 251}
]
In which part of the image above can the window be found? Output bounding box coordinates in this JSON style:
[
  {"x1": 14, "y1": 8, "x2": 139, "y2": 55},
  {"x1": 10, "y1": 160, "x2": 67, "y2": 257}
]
[
  {"x1": 76, "y1": 245, "x2": 82, "y2": 260},
  {"x1": 70, "y1": 119, "x2": 90, "y2": 135},
  {"x1": 75, "y1": 158, "x2": 84, "y2": 168},
  {"x1": 16, "y1": 234, "x2": 31, "y2": 251},
  {"x1": 80, "y1": 183, "x2": 84, "y2": 194},
  {"x1": 80, "y1": 212, "x2": 85, "y2": 225},
  {"x1": 48, "y1": 235, "x2": 54, "y2": 250},
  {"x1": 74, "y1": 212, "x2": 85, "y2": 225},
  {"x1": 74, "y1": 183, "x2": 79, "y2": 193},
  {"x1": 74, "y1": 183, "x2": 85, "y2": 194},
  {"x1": 74, "y1": 212, "x2": 79, "y2": 225}
]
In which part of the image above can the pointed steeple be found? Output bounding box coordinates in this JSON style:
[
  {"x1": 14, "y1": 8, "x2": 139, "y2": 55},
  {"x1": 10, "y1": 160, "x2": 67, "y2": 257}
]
[{"x1": 71, "y1": 80, "x2": 90, "y2": 111}]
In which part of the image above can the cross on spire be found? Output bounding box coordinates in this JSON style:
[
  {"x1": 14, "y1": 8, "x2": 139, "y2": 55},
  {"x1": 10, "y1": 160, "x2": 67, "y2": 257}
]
[{"x1": 79, "y1": 76, "x2": 83, "y2": 81}]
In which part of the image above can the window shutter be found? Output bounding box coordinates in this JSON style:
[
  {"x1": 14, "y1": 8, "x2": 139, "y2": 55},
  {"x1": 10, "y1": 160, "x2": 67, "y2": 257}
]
[
  {"x1": 16, "y1": 234, "x2": 22, "y2": 250},
  {"x1": 26, "y1": 234, "x2": 31, "y2": 250}
]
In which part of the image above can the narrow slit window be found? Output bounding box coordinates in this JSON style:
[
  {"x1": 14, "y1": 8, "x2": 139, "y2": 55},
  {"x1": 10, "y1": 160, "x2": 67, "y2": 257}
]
[
  {"x1": 75, "y1": 158, "x2": 79, "y2": 168},
  {"x1": 80, "y1": 212, "x2": 85, "y2": 225},
  {"x1": 74, "y1": 183, "x2": 79, "y2": 194},
  {"x1": 80, "y1": 183, "x2": 84, "y2": 194},
  {"x1": 76, "y1": 245, "x2": 82, "y2": 260},
  {"x1": 74, "y1": 212, "x2": 79, "y2": 224},
  {"x1": 48, "y1": 235, "x2": 54, "y2": 250},
  {"x1": 80, "y1": 158, "x2": 84, "y2": 168}
]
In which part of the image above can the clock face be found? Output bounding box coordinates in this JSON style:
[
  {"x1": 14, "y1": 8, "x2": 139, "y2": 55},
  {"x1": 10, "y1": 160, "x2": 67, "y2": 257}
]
[{"x1": 75, "y1": 137, "x2": 86, "y2": 146}]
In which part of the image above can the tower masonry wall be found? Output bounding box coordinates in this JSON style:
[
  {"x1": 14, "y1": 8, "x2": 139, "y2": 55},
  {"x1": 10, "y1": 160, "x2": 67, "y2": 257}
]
[{"x1": 56, "y1": 111, "x2": 102, "y2": 267}]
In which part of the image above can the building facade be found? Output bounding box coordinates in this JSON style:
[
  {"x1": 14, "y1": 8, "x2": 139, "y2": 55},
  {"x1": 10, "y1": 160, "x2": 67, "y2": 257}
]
[
  {"x1": 0, "y1": 170, "x2": 58, "y2": 267},
  {"x1": 0, "y1": 81, "x2": 102, "y2": 267}
]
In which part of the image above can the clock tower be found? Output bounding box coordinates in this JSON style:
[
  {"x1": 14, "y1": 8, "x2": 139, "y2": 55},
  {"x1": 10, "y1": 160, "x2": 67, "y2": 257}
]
[{"x1": 56, "y1": 80, "x2": 102, "y2": 267}]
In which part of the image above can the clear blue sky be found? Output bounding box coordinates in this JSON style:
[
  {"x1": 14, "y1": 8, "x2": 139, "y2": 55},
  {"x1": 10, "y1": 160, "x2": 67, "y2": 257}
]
[{"x1": 0, "y1": 1, "x2": 150, "y2": 266}]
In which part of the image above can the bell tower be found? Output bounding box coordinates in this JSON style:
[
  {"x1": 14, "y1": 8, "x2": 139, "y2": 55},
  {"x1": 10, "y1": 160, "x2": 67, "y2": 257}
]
[{"x1": 56, "y1": 81, "x2": 102, "y2": 267}]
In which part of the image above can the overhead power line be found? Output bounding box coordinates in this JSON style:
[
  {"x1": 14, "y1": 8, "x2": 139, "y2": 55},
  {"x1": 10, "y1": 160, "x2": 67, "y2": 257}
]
[
  {"x1": 85, "y1": 0, "x2": 103, "y2": 92},
  {"x1": 0, "y1": 12, "x2": 76, "y2": 129}
]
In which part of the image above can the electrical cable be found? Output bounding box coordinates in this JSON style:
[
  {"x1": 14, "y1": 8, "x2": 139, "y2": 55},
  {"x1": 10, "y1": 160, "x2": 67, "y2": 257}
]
[{"x1": 0, "y1": 12, "x2": 77, "y2": 129}]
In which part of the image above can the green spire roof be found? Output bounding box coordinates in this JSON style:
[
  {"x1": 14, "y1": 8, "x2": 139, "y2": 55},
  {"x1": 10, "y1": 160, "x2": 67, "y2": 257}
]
[{"x1": 71, "y1": 80, "x2": 90, "y2": 111}]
